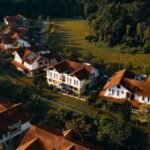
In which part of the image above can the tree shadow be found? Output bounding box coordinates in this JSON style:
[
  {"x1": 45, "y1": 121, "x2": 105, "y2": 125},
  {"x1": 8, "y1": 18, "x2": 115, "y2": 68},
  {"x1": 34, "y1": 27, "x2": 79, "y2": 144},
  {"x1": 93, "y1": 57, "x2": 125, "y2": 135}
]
[{"x1": 52, "y1": 23, "x2": 83, "y2": 52}]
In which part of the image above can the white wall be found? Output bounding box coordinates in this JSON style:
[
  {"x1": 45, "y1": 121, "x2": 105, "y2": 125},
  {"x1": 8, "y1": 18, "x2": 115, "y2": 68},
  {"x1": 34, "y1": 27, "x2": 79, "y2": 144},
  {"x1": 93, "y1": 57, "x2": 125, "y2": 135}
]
[
  {"x1": 4, "y1": 44, "x2": 12, "y2": 49},
  {"x1": 21, "y1": 121, "x2": 31, "y2": 131},
  {"x1": 17, "y1": 39, "x2": 31, "y2": 48},
  {"x1": 104, "y1": 84, "x2": 150, "y2": 104},
  {"x1": 105, "y1": 85, "x2": 130, "y2": 99},
  {"x1": 14, "y1": 53, "x2": 22, "y2": 63},
  {"x1": 0, "y1": 121, "x2": 31, "y2": 144},
  {"x1": 135, "y1": 95, "x2": 150, "y2": 103},
  {"x1": 47, "y1": 69, "x2": 82, "y2": 89},
  {"x1": 46, "y1": 67, "x2": 99, "y2": 95},
  {"x1": 24, "y1": 61, "x2": 39, "y2": 71}
]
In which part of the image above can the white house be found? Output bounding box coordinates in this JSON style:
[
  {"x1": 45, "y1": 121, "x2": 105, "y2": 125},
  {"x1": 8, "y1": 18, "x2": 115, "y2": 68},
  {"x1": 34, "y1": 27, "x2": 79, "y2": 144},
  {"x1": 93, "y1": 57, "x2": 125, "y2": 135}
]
[
  {"x1": 4, "y1": 15, "x2": 28, "y2": 26},
  {"x1": 12, "y1": 48, "x2": 57, "y2": 76},
  {"x1": 0, "y1": 103, "x2": 31, "y2": 144},
  {"x1": 99, "y1": 69, "x2": 150, "y2": 107},
  {"x1": 46, "y1": 59, "x2": 99, "y2": 96}
]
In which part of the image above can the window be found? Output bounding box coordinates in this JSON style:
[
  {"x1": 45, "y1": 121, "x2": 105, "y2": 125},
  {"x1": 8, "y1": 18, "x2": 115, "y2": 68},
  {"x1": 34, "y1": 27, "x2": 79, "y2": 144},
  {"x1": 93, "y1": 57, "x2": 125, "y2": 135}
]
[
  {"x1": 148, "y1": 98, "x2": 150, "y2": 102},
  {"x1": 70, "y1": 78, "x2": 72, "y2": 84},
  {"x1": 122, "y1": 91, "x2": 124, "y2": 94},
  {"x1": 117, "y1": 90, "x2": 120, "y2": 96},
  {"x1": 74, "y1": 80, "x2": 78, "y2": 86},
  {"x1": 112, "y1": 90, "x2": 114, "y2": 95},
  {"x1": 109, "y1": 89, "x2": 111, "y2": 91},
  {"x1": 117, "y1": 85, "x2": 121, "y2": 89},
  {"x1": 76, "y1": 80, "x2": 78, "y2": 86},
  {"x1": 126, "y1": 92, "x2": 130, "y2": 99},
  {"x1": 142, "y1": 96, "x2": 145, "y2": 101},
  {"x1": 49, "y1": 79, "x2": 52, "y2": 82},
  {"x1": 46, "y1": 60, "x2": 49, "y2": 64}
]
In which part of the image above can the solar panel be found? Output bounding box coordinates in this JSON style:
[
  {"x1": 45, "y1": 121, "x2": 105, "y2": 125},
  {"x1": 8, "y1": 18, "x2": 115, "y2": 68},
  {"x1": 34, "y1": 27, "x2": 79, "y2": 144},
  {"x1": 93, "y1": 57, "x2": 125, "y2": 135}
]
[{"x1": 27, "y1": 52, "x2": 36, "y2": 60}]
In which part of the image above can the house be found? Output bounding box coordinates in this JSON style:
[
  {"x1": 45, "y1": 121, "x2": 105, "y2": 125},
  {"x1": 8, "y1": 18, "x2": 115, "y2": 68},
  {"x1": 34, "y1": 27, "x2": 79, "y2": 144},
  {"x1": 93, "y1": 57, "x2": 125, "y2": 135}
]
[
  {"x1": 4, "y1": 15, "x2": 28, "y2": 26},
  {"x1": 46, "y1": 59, "x2": 99, "y2": 96},
  {"x1": 17, "y1": 125, "x2": 101, "y2": 150},
  {"x1": 99, "y1": 69, "x2": 150, "y2": 107},
  {"x1": 0, "y1": 25, "x2": 31, "y2": 52},
  {"x1": 12, "y1": 48, "x2": 57, "y2": 76},
  {"x1": 0, "y1": 103, "x2": 31, "y2": 144}
]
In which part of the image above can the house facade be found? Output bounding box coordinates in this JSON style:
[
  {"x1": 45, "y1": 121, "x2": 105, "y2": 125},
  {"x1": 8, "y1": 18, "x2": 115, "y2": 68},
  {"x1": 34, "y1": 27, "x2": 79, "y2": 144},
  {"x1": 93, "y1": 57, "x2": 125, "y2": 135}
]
[
  {"x1": 46, "y1": 59, "x2": 99, "y2": 95},
  {"x1": 12, "y1": 48, "x2": 57, "y2": 76},
  {"x1": 0, "y1": 103, "x2": 31, "y2": 144},
  {"x1": 99, "y1": 69, "x2": 150, "y2": 106}
]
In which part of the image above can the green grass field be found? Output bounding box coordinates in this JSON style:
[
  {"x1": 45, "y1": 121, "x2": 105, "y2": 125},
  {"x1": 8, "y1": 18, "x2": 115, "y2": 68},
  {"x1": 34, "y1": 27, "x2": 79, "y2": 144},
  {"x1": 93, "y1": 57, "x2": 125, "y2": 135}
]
[{"x1": 52, "y1": 19, "x2": 150, "y2": 72}]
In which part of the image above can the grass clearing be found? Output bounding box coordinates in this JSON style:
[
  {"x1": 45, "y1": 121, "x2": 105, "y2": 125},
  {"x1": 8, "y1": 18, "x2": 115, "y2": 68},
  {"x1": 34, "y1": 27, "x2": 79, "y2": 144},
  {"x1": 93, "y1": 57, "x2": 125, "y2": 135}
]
[{"x1": 52, "y1": 19, "x2": 150, "y2": 72}]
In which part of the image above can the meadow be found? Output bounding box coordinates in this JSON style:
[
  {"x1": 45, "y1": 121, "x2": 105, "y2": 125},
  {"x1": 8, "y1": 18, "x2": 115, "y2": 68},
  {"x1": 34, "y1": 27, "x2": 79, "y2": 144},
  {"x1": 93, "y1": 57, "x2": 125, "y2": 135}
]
[{"x1": 52, "y1": 19, "x2": 150, "y2": 73}]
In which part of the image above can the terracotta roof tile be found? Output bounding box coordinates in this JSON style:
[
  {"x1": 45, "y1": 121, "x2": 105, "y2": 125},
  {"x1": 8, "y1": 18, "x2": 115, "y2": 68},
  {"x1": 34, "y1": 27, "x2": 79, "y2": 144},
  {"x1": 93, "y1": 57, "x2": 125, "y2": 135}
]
[
  {"x1": 17, "y1": 48, "x2": 41, "y2": 65},
  {"x1": 17, "y1": 125, "x2": 100, "y2": 150},
  {"x1": 103, "y1": 69, "x2": 135, "y2": 89},
  {"x1": 146, "y1": 75, "x2": 150, "y2": 82},
  {"x1": 122, "y1": 78, "x2": 150, "y2": 97},
  {"x1": 0, "y1": 103, "x2": 31, "y2": 134},
  {"x1": 47, "y1": 59, "x2": 96, "y2": 80}
]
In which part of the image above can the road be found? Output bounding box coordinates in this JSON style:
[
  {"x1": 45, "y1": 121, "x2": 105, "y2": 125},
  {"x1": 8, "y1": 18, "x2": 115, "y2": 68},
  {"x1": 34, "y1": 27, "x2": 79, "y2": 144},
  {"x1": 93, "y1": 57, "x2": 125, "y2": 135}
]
[
  {"x1": 36, "y1": 95, "x2": 97, "y2": 118},
  {"x1": 36, "y1": 95, "x2": 86, "y2": 114}
]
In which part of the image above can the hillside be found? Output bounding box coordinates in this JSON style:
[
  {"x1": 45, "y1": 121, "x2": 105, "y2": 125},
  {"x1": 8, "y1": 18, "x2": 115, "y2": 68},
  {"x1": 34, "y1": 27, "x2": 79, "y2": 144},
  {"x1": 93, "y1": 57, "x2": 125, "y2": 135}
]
[{"x1": 52, "y1": 19, "x2": 150, "y2": 73}]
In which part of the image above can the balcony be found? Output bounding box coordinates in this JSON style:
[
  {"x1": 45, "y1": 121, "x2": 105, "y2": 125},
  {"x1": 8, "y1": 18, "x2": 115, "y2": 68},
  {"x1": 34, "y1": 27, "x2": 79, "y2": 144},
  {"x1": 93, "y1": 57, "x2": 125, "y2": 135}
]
[
  {"x1": 8, "y1": 121, "x2": 21, "y2": 130},
  {"x1": 9, "y1": 128, "x2": 22, "y2": 138}
]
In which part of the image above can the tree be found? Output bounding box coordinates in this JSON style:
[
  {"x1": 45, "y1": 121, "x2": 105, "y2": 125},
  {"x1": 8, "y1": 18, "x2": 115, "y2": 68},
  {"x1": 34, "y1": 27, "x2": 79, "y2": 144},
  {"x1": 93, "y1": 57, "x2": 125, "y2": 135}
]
[
  {"x1": 65, "y1": 116, "x2": 96, "y2": 141},
  {"x1": 120, "y1": 101, "x2": 132, "y2": 122},
  {"x1": 32, "y1": 74, "x2": 47, "y2": 90}
]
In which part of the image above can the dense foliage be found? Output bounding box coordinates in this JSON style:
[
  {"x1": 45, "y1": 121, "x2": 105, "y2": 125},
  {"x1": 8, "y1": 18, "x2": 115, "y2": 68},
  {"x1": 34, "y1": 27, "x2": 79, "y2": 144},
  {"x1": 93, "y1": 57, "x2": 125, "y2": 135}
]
[
  {"x1": 0, "y1": 0, "x2": 149, "y2": 53},
  {"x1": 0, "y1": 0, "x2": 83, "y2": 19},
  {"x1": 83, "y1": 0, "x2": 150, "y2": 53}
]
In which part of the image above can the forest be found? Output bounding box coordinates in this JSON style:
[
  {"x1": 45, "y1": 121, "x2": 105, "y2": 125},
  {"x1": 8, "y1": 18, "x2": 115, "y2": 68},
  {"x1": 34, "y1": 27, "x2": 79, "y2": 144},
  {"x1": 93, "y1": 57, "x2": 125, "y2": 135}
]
[
  {"x1": 83, "y1": 0, "x2": 150, "y2": 53},
  {"x1": 0, "y1": 0, "x2": 149, "y2": 53}
]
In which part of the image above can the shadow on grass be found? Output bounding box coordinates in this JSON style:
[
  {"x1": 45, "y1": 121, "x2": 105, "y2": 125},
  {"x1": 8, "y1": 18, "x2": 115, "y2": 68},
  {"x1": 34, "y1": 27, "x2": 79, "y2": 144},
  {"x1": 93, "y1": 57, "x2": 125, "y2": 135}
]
[{"x1": 52, "y1": 24, "x2": 83, "y2": 52}]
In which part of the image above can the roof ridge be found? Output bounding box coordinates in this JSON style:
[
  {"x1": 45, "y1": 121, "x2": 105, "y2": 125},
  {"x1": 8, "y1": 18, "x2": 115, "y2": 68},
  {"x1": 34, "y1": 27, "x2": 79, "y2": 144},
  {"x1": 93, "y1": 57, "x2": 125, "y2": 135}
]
[
  {"x1": 0, "y1": 103, "x2": 22, "y2": 114},
  {"x1": 70, "y1": 67, "x2": 85, "y2": 75}
]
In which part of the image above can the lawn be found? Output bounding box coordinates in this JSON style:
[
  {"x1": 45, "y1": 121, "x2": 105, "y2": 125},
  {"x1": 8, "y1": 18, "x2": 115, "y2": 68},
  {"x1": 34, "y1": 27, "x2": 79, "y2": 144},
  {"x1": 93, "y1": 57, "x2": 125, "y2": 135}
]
[{"x1": 52, "y1": 19, "x2": 150, "y2": 73}]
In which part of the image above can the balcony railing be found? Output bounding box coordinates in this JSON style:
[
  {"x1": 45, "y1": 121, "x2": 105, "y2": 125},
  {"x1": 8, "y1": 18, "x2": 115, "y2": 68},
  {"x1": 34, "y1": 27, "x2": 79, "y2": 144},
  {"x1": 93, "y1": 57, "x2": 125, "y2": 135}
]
[
  {"x1": 9, "y1": 128, "x2": 22, "y2": 137},
  {"x1": 8, "y1": 122, "x2": 21, "y2": 130}
]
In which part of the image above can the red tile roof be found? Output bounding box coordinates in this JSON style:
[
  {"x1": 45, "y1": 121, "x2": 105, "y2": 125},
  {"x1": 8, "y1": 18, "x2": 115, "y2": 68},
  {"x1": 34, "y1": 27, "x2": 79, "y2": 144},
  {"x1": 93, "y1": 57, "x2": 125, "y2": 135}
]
[
  {"x1": 17, "y1": 48, "x2": 41, "y2": 65},
  {"x1": 11, "y1": 60, "x2": 31, "y2": 72},
  {"x1": 17, "y1": 125, "x2": 97, "y2": 150},
  {"x1": 0, "y1": 103, "x2": 31, "y2": 134},
  {"x1": 103, "y1": 69, "x2": 135, "y2": 90},
  {"x1": 47, "y1": 59, "x2": 96, "y2": 80},
  {"x1": 122, "y1": 78, "x2": 150, "y2": 97},
  {"x1": 99, "y1": 69, "x2": 150, "y2": 107},
  {"x1": 146, "y1": 75, "x2": 150, "y2": 82}
]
